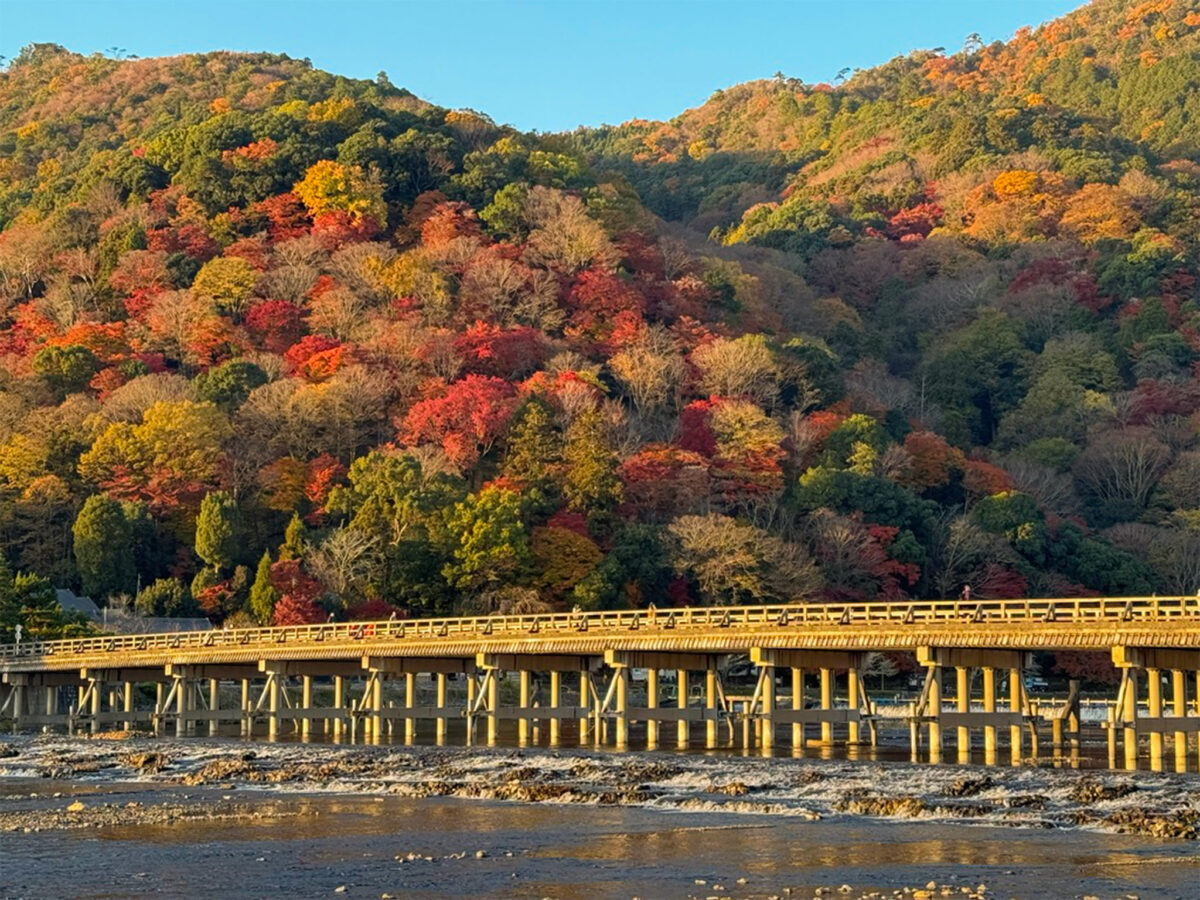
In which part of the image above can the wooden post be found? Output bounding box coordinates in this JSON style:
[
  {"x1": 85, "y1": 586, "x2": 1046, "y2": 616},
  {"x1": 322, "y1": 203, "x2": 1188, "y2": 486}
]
[
  {"x1": 332, "y1": 677, "x2": 344, "y2": 741},
  {"x1": 12, "y1": 683, "x2": 26, "y2": 732},
  {"x1": 646, "y1": 669, "x2": 659, "y2": 749},
  {"x1": 909, "y1": 701, "x2": 919, "y2": 762},
  {"x1": 760, "y1": 666, "x2": 774, "y2": 754},
  {"x1": 465, "y1": 674, "x2": 477, "y2": 746},
  {"x1": 487, "y1": 671, "x2": 499, "y2": 746},
  {"x1": 241, "y1": 679, "x2": 251, "y2": 737},
  {"x1": 615, "y1": 667, "x2": 629, "y2": 748},
  {"x1": 1123, "y1": 668, "x2": 1138, "y2": 771},
  {"x1": 956, "y1": 666, "x2": 969, "y2": 762},
  {"x1": 405, "y1": 673, "x2": 416, "y2": 744},
  {"x1": 820, "y1": 668, "x2": 833, "y2": 745},
  {"x1": 677, "y1": 670, "x2": 689, "y2": 748},
  {"x1": 705, "y1": 668, "x2": 717, "y2": 749},
  {"x1": 297, "y1": 675, "x2": 310, "y2": 740},
  {"x1": 544, "y1": 671, "x2": 557, "y2": 745},
  {"x1": 847, "y1": 666, "x2": 859, "y2": 745},
  {"x1": 436, "y1": 673, "x2": 447, "y2": 744},
  {"x1": 268, "y1": 674, "x2": 280, "y2": 741},
  {"x1": 1147, "y1": 668, "x2": 1163, "y2": 771},
  {"x1": 1172, "y1": 669, "x2": 1187, "y2": 773},
  {"x1": 579, "y1": 671, "x2": 590, "y2": 744},
  {"x1": 982, "y1": 667, "x2": 996, "y2": 765},
  {"x1": 90, "y1": 677, "x2": 102, "y2": 735},
  {"x1": 46, "y1": 684, "x2": 59, "y2": 733},
  {"x1": 175, "y1": 676, "x2": 187, "y2": 739},
  {"x1": 123, "y1": 682, "x2": 134, "y2": 733},
  {"x1": 518, "y1": 670, "x2": 530, "y2": 745},
  {"x1": 792, "y1": 668, "x2": 804, "y2": 754},
  {"x1": 1009, "y1": 667, "x2": 1023, "y2": 765},
  {"x1": 928, "y1": 666, "x2": 942, "y2": 764},
  {"x1": 1068, "y1": 678, "x2": 1081, "y2": 763},
  {"x1": 1107, "y1": 703, "x2": 1117, "y2": 769},
  {"x1": 154, "y1": 683, "x2": 164, "y2": 736},
  {"x1": 371, "y1": 673, "x2": 384, "y2": 744}
]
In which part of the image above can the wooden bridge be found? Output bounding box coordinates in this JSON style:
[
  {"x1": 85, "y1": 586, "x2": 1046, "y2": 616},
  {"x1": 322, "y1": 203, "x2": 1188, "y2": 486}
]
[{"x1": 3, "y1": 595, "x2": 1200, "y2": 771}]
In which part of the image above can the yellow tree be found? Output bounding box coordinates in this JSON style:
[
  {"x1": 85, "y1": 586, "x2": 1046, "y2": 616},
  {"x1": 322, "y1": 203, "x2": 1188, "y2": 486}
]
[{"x1": 293, "y1": 160, "x2": 387, "y2": 227}]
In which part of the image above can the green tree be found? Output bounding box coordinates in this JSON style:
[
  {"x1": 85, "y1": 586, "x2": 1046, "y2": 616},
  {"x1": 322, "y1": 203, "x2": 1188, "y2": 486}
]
[
  {"x1": 502, "y1": 398, "x2": 562, "y2": 509},
  {"x1": 0, "y1": 559, "x2": 88, "y2": 643},
  {"x1": 563, "y1": 410, "x2": 621, "y2": 520},
  {"x1": 442, "y1": 486, "x2": 530, "y2": 595},
  {"x1": 326, "y1": 451, "x2": 466, "y2": 614},
  {"x1": 32, "y1": 345, "x2": 98, "y2": 397},
  {"x1": 248, "y1": 551, "x2": 280, "y2": 625},
  {"x1": 195, "y1": 359, "x2": 268, "y2": 410},
  {"x1": 72, "y1": 494, "x2": 135, "y2": 600},
  {"x1": 278, "y1": 511, "x2": 307, "y2": 561},
  {"x1": 135, "y1": 578, "x2": 193, "y2": 617},
  {"x1": 195, "y1": 490, "x2": 240, "y2": 571}
]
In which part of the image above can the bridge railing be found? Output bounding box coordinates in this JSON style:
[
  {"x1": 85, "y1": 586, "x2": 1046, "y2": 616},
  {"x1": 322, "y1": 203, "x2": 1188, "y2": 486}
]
[{"x1": 1, "y1": 595, "x2": 1197, "y2": 662}]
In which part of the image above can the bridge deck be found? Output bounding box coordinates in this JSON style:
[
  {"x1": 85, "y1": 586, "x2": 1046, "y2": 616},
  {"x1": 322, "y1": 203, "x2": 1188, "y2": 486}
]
[{"x1": 3, "y1": 595, "x2": 1199, "y2": 674}]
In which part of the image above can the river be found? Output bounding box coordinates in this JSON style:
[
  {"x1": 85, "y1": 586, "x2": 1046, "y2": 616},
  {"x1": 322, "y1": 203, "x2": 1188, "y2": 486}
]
[{"x1": 1, "y1": 735, "x2": 1198, "y2": 899}]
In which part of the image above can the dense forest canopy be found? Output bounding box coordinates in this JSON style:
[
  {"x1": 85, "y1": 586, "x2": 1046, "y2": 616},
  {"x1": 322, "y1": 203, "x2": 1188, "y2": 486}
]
[{"x1": 0, "y1": 0, "x2": 1197, "y2": 647}]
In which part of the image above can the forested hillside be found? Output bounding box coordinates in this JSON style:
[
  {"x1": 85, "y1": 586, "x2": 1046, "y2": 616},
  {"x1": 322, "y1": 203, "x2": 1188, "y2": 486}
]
[{"x1": 1, "y1": 0, "x2": 1197, "y2": 644}]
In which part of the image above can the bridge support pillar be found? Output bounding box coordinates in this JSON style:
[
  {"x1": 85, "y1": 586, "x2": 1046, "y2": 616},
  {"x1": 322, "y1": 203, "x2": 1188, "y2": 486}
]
[
  {"x1": 518, "y1": 670, "x2": 531, "y2": 746},
  {"x1": 209, "y1": 679, "x2": 220, "y2": 737},
  {"x1": 645, "y1": 669, "x2": 659, "y2": 749},
  {"x1": 1147, "y1": 668, "x2": 1163, "y2": 771},
  {"x1": 268, "y1": 673, "x2": 281, "y2": 741},
  {"x1": 677, "y1": 670, "x2": 689, "y2": 748},
  {"x1": 846, "y1": 667, "x2": 860, "y2": 747},
  {"x1": 927, "y1": 666, "x2": 942, "y2": 763},
  {"x1": 175, "y1": 674, "x2": 189, "y2": 738},
  {"x1": 705, "y1": 667, "x2": 718, "y2": 749},
  {"x1": 240, "y1": 679, "x2": 251, "y2": 737},
  {"x1": 89, "y1": 674, "x2": 103, "y2": 735},
  {"x1": 154, "y1": 683, "x2": 164, "y2": 736},
  {"x1": 10, "y1": 682, "x2": 24, "y2": 733},
  {"x1": 1122, "y1": 667, "x2": 1138, "y2": 770},
  {"x1": 916, "y1": 649, "x2": 1029, "y2": 766},
  {"x1": 1173, "y1": 670, "x2": 1187, "y2": 772},
  {"x1": 614, "y1": 666, "x2": 629, "y2": 748},
  {"x1": 46, "y1": 684, "x2": 59, "y2": 732},
  {"x1": 332, "y1": 677, "x2": 344, "y2": 741},
  {"x1": 487, "y1": 670, "x2": 499, "y2": 746},
  {"x1": 436, "y1": 673, "x2": 448, "y2": 744},
  {"x1": 465, "y1": 673, "x2": 477, "y2": 745},
  {"x1": 404, "y1": 673, "x2": 416, "y2": 744},
  {"x1": 119, "y1": 681, "x2": 132, "y2": 732},
  {"x1": 1112, "y1": 648, "x2": 1200, "y2": 772},
  {"x1": 819, "y1": 668, "x2": 833, "y2": 746},
  {"x1": 956, "y1": 666, "x2": 970, "y2": 762},
  {"x1": 982, "y1": 667, "x2": 996, "y2": 763},
  {"x1": 579, "y1": 671, "x2": 589, "y2": 745},
  {"x1": 791, "y1": 668, "x2": 804, "y2": 754},
  {"x1": 760, "y1": 666, "x2": 774, "y2": 754}
]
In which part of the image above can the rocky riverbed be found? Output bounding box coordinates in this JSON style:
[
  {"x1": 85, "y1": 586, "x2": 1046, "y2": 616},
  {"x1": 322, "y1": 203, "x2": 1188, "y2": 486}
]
[{"x1": 1, "y1": 734, "x2": 1197, "y2": 841}]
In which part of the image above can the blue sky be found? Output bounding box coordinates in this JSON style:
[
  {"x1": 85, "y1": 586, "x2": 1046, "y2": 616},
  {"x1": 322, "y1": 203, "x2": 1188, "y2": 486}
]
[{"x1": 1, "y1": 0, "x2": 1083, "y2": 131}]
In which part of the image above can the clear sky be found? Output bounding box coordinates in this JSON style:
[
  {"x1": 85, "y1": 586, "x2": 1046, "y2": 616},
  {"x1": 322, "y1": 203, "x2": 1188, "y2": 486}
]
[{"x1": 1, "y1": 0, "x2": 1083, "y2": 132}]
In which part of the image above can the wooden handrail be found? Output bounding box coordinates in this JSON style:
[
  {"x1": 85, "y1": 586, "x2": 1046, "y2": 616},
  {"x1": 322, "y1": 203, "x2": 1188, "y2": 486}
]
[{"x1": 1, "y1": 595, "x2": 1197, "y2": 662}]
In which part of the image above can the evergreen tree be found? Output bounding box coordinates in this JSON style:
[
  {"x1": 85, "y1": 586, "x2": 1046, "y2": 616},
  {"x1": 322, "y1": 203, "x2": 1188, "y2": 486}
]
[
  {"x1": 72, "y1": 495, "x2": 135, "y2": 600},
  {"x1": 563, "y1": 410, "x2": 622, "y2": 519},
  {"x1": 279, "y1": 512, "x2": 307, "y2": 561},
  {"x1": 195, "y1": 491, "x2": 240, "y2": 571},
  {"x1": 248, "y1": 551, "x2": 280, "y2": 625}
]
